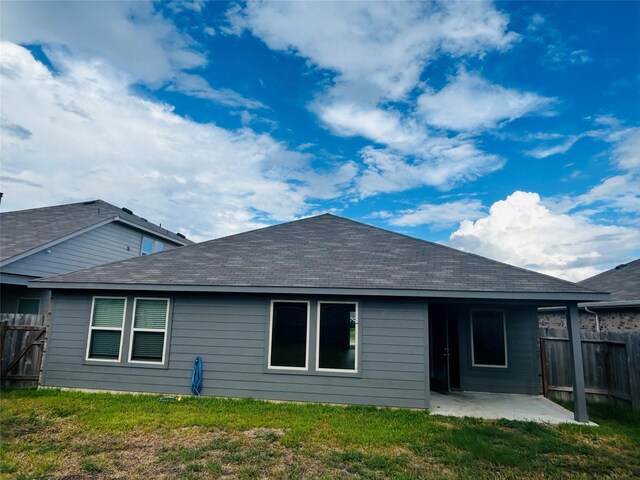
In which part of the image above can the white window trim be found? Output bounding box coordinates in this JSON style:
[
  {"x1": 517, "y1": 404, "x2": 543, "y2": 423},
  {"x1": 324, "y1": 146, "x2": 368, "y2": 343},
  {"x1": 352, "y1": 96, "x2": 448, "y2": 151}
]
[
  {"x1": 85, "y1": 296, "x2": 127, "y2": 363},
  {"x1": 470, "y1": 309, "x2": 508, "y2": 368},
  {"x1": 267, "y1": 300, "x2": 310, "y2": 371},
  {"x1": 17, "y1": 297, "x2": 41, "y2": 314},
  {"x1": 316, "y1": 301, "x2": 359, "y2": 373},
  {"x1": 128, "y1": 297, "x2": 170, "y2": 365}
]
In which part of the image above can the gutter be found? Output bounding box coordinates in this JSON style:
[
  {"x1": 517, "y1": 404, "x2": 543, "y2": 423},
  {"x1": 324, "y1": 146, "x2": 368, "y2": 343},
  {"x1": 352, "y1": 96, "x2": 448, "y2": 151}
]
[
  {"x1": 28, "y1": 281, "x2": 610, "y2": 302},
  {"x1": 539, "y1": 299, "x2": 640, "y2": 311}
]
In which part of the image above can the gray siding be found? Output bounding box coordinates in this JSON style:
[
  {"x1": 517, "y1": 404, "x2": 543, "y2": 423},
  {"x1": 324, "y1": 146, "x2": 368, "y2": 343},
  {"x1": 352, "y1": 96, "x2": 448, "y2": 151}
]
[
  {"x1": 42, "y1": 292, "x2": 429, "y2": 408},
  {"x1": 457, "y1": 306, "x2": 541, "y2": 395},
  {"x1": 3, "y1": 223, "x2": 176, "y2": 278}
]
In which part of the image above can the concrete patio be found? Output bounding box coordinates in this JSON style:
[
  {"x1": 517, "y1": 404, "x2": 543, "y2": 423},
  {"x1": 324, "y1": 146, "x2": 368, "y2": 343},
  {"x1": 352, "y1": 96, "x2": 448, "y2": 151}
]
[{"x1": 429, "y1": 391, "x2": 596, "y2": 425}]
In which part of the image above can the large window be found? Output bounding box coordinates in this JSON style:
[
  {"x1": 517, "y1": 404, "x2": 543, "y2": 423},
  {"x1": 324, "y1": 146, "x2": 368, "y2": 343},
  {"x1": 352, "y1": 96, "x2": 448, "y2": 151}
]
[
  {"x1": 141, "y1": 236, "x2": 165, "y2": 255},
  {"x1": 317, "y1": 302, "x2": 358, "y2": 372},
  {"x1": 129, "y1": 298, "x2": 169, "y2": 364},
  {"x1": 268, "y1": 301, "x2": 309, "y2": 370},
  {"x1": 470, "y1": 310, "x2": 507, "y2": 368},
  {"x1": 86, "y1": 297, "x2": 126, "y2": 361}
]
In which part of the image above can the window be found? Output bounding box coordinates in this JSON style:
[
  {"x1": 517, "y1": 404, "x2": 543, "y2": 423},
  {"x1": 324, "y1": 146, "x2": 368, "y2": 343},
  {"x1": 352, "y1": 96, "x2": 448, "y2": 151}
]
[
  {"x1": 317, "y1": 302, "x2": 358, "y2": 372},
  {"x1": 141, "y1": 236, "x2": 165, "y2": 255},
  {"x1": 268, "y1": 301, "x2": 309, "y2": 370},
  {"x1": 129, "y1": 298, "x2": 169, "y2": 364},
  {"x1": 17, "y1": 298, "x2": 40, "y2": 314},
  {"x1": 86, "y1": 297, "x2": 126, "y2": 361},
  {"x1": 470, "y1": 310, "x2": 507, "y2": 368}
]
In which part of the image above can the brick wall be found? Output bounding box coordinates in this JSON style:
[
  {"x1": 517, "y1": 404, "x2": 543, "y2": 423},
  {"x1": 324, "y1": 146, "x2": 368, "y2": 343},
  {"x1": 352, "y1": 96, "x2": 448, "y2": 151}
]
[{"x1": 538, "y1": 308, "x2": 640, "y2": 332}]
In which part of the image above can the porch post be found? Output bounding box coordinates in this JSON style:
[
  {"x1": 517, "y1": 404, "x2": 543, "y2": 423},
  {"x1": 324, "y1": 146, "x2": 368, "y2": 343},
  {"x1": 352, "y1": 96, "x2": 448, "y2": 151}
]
[{"x1": 566, "y1": 303, "x2": 588, "y2": 423}]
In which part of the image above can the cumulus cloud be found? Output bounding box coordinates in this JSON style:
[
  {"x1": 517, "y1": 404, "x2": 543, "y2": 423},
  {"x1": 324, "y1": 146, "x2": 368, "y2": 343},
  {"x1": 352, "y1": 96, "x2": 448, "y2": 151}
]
[
  {"x1": 448, "y1": 191, "x2": 640, "y2": 281},
  {"x1": 0, "y1": 42, "x2": 355, "y2": 240},
  {"x1": 417, "y1": 70, "x2": 553, "y2": 131},
  {"x1": 0, "y1": 1, "x2": 202, "y2": 85},
  {"x1": 0, "y1": 1, "x2": 259, "y2": 109},
  {"x1": 227, "y1": 1, "x2": 528, "y2": 194},
  {"x1": 387, "y1": 199, "x2": 486, "y2": 229},
  {"x1": 228, "y1": 1, "x2": 518, "y2": 100}
]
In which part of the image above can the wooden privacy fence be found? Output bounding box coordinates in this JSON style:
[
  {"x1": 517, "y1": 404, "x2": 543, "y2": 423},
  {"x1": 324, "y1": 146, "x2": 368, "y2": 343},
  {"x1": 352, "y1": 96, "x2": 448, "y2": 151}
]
[
  {"x1": 0, "y1": 313, "x2": 47, "y2": 389},
  {"x1": 539, "y1": 327, "x2": 640, "y2": 410}
]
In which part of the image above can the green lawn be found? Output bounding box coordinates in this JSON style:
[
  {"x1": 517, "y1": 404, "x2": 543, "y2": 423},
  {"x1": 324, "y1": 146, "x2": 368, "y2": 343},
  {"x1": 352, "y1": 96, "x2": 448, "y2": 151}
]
[{"x1": 1, "y1": 389, "x2": 638, "y2": 479}]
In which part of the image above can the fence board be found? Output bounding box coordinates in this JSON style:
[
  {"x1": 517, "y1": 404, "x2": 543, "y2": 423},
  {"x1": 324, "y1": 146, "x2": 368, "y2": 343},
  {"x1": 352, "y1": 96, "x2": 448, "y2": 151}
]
[
  {"x1": 539, "y1": 328, "x2": 640, "y2": 410},
  {"x1": 1, "y1": 314, "x2": 47, "y2": 389}
]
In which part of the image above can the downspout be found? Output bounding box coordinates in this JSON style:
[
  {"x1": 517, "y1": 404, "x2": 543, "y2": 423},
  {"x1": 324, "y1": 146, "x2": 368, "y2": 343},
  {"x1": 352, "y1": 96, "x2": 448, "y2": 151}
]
[{"x1": 584, "y1": 306, "x2": 600, "y2": 332}]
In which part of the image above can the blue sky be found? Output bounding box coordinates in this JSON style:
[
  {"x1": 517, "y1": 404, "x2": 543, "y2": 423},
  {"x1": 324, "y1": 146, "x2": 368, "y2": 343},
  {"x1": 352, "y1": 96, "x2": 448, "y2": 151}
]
[{"x1": 1, "y1": 1, "x2": 638, "y2": 281}]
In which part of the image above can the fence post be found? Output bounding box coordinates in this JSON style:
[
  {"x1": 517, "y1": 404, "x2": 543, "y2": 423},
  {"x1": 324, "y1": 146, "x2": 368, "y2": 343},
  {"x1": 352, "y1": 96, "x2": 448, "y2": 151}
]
[
  {"x1": 540, "y1": 337, "x2": 548, "y2": 397},
  {"x1": 567, "y1": 303, "x2": 589, "y2": 422},
  {"x1": 627, "y1": 333, "x2": 640, "y2": 411},
  {"x1": 0, "y1": 320, "x2": 6, "y2": 373}
]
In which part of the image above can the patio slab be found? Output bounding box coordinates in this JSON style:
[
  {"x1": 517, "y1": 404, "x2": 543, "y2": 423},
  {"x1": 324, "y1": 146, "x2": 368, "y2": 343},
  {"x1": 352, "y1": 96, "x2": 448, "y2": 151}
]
[{"x1": 429, "y1": 391, "x2": 597, "y2": 425}]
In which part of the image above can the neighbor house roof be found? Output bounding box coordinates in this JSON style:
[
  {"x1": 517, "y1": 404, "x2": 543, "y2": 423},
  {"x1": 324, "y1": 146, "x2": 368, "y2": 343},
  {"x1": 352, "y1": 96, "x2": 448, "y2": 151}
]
[
  {"x1": 1, "y1": 200, "x2": 193, "y2": 265},
  {"x1": 577, "y1": 258, "x2": 640, "y2": 304},
  {"x1": 34, "y1": 214, "x2": 606, "y2": 302}
]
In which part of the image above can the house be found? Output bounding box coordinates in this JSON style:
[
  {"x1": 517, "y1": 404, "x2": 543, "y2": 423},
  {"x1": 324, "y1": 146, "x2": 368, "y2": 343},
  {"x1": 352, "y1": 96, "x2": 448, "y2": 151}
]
[
  {"x1": 539, "y1": 258, "x2": 640, "y2": 332},
  {"x1": 33, "y1": 214, "x2": 605, "y2": 422},
  {"x1": 0, "y1": 199, "x2": 193, "y2": 316}
]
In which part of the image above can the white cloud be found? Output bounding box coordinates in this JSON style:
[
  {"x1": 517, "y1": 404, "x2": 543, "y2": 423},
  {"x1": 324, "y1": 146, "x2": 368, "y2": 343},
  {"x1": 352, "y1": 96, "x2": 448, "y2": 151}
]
[
  {"x1": 526, "y1": 134, "x2": 583, "y2": 159},
  {"x1": 0, "y1": 42, "x2": 355, "y2": 240},
  {"x1": 226, "y1": 2, "x2": 547, "y2": 194},
  {"x1": 169, "y1": 73, "x2": 266, "y2": 110},
  {"x1": 0, "y1": 1, "x2": 260, "y2": 110},
  {"x1": 0, "y1": 1, "x2": 203, "y2": 86},
  {"x1": 316, "y1": 103, "x2": 425, "y2": 151},
  {"x1": 356, "y1": 145, "x2": 504, "y2": 196},
  {"x1": 610, "y1": 127, "x2": 640, "y2": 172},
  {"x1": 417, "y1": 70, "x2": 553, "y2": 131},
  {"x1": 448, "y1": 191, "x2": 640, "y2": 281},
  {"x1": 388, "y1": 199, "x2": 486, "y2": 228},
  {"x1": 229, "y1": 1, "x2": 518, "y2": 100}
]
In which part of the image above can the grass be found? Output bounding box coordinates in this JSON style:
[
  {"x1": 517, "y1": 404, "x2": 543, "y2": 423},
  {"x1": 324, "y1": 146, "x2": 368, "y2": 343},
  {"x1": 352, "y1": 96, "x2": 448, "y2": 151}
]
[{"x1": 1, "y1": 389, "x2": 639, "y2": 479}]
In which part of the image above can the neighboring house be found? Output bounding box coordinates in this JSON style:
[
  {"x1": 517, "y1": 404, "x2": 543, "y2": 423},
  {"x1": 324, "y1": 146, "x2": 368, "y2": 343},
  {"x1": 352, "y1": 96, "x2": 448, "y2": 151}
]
[
  {"x1": 0, "y1": 200, "x2": 193, "y2": 315},
  {"x1": 34, "y1": 214, "x2": 605, "y2": 422},
  {"x1": 539, "y1": 259, "x2": 640, "y2": 332}
]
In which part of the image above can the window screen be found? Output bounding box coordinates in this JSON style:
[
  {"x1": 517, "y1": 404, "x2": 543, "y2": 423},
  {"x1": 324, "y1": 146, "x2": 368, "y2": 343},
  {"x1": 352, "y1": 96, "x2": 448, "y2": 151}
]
[
  {"x1": 318, "y1": 303, "x2": 357, "y2": 371},
  {"x1": 269, "y1": 302, "x2": 308, "y2": 369},
  {"x1": 130, "y1": 299, "x2": 168, "y2": 363},
  {"x1": 87, "y1": 298, "x2": 125, "y2": 360},
  {"x1": 471, "y1": 310, "x2": 507, "y2": 367},
  {"x1": 17, "y1": 298, "x2": 40, "y2": 314}
]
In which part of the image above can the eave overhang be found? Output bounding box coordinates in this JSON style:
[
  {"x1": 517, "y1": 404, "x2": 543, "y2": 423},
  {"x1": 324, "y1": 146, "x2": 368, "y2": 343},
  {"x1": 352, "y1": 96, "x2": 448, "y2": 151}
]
[{"x1": 30, "y1": 281, "x2": 610, "y2": 302}]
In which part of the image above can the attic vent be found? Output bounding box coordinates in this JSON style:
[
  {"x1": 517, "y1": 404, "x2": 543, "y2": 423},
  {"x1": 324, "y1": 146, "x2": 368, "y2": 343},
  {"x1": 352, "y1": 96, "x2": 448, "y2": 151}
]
[
  {"x1": 83, "y1": 200, "x2": 97, "y2": 205},
  {"x1": 177, "y1": 233, "x2": 186, "y2": 239},
  {"x1": 121, "y1": 207, "x2": 133, "y2": 215},
  {"x1": 615, "y1": 263, "x2": 627, "y2": 270}
]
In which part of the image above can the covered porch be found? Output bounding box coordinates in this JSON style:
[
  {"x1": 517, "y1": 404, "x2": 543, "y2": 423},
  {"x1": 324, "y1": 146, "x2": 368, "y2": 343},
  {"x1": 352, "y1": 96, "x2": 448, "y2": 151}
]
[{"x1": 428, "y1": 302, "x2": 590, "y2": 423}]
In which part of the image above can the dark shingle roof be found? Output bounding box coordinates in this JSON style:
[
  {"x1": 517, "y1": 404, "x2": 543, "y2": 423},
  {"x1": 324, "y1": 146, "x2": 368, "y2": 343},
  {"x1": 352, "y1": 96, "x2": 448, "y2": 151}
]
[
  {"x1": 1, "y1": 200, "x2": 192, "y2": 263},
  {"x1": 35, "y1": 214, "x2": 602, "y2": 299},
  {"x1": 578, "y1": 259, "x2": 640, "y2": 301}
]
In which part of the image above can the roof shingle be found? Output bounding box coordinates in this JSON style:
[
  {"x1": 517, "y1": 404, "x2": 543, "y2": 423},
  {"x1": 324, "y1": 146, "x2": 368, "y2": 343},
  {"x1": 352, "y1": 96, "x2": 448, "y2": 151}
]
[
  {"x1": 1, "y1": 200, "x2": 192, "y2": 263},
  {"x1": 578, "y1": 259, "x2": 640, "y2": 301},
  {"x1": 36, "y1": 214, "x2": 602, "y2": 298}
]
